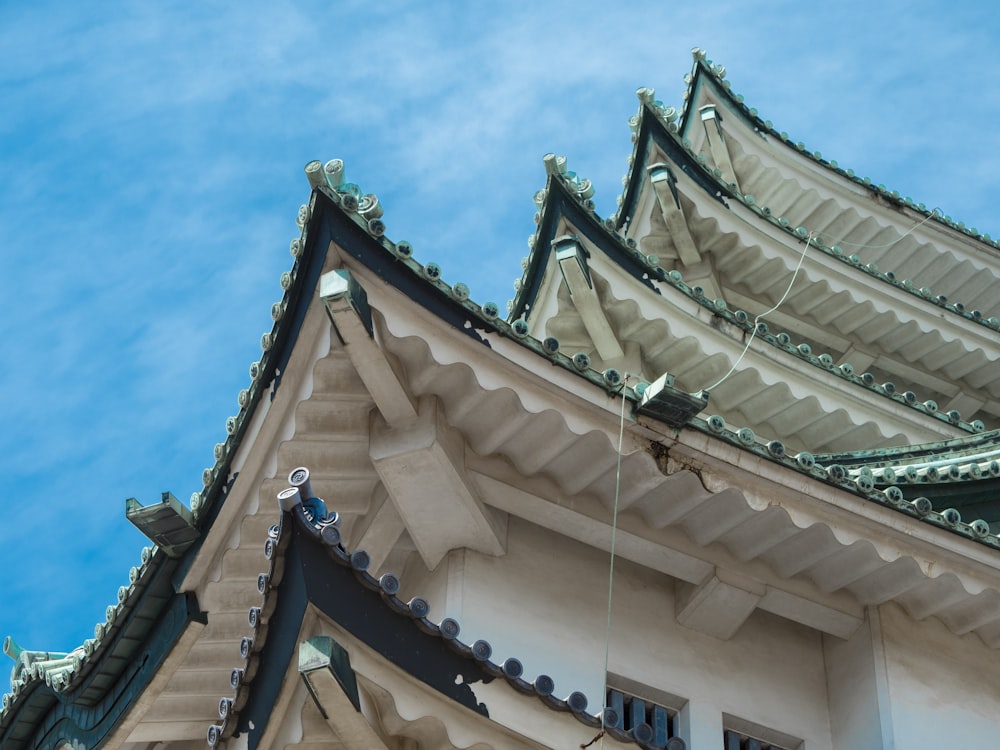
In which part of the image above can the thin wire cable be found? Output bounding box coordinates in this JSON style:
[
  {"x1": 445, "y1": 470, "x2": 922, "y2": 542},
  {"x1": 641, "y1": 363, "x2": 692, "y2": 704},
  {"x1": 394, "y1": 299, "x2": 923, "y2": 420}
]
[
  {"x1": 834, "y1": 207, "x2": 941, "y2": 249},
  {"x1": 696, "y1": 204, "x2": 944, "y2": 395},
  {"x1": 599, "y1": 378, "x2": 630, "y2": 749},
  {"x1": 596, "y1": 200, "x2": 942, "y2": 747},
  {"x1": 699, "y1": 233, "x2": 814, "y2": 393}
]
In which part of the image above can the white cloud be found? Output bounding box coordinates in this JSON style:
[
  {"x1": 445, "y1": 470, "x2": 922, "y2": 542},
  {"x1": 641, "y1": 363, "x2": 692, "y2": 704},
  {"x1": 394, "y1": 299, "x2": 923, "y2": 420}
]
[{"x1": 4, "y1": 0, "x2": 1000, "y2": 652}]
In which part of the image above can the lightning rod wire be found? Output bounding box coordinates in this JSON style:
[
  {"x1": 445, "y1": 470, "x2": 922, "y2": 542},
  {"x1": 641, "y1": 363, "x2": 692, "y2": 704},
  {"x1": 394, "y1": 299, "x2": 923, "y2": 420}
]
[{"x1": 596, "y1": 377, "x2": 630, "y2": 750}]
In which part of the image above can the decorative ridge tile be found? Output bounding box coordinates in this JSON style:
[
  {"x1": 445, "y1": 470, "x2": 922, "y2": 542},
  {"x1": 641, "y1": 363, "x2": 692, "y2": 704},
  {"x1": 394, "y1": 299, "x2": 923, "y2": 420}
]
[
  {"x1": 680, "y1": 48, "x2": 1000, "y2": 261},
  {"x1": 1, "y1": 544, "x2": 158, "y2": 718},
  {"x1": 693, "y1": 413, "x2": 1000, "y2": 548},
  {"x1": 634, "y1": 87, "x2": 1000, "y2": 333}
]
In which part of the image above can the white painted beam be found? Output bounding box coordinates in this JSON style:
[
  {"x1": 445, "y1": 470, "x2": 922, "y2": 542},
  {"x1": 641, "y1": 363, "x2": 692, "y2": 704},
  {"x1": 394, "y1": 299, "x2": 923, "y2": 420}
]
[
  {"x1": 471, "y1": 469, "x2": 714, "y2": 583},
  {"x1": 649, "y1": 165, "x2": 702, "y2": 267},
  {"x1": 759, "y1": 588, "x2": 861, "y2": 640},
  {"x1": 321, "y1": 270, "x2": 418, "y2": 426},
  {"x1": 838, "y1": 344, "x2": 876, "y2": 372},
  {"x1": 470, "y1": 469, "x2": 862, "y2": 640},
  {"x1": 700, "y1": 104, "x2": 739, "y2": 190},
  {"x1": 675, "y1": 569, "x2": 764, "y2": 640},
  {"x1": 555, "y1": 238, "x2": 625, "y2": 362},
  {"x1": 675, "y1": 257, "x2": 724, "y2": 302},
  {"x1": 350, "y1": 485, "x2": 406, "y2": 574},
  {"x1": 370, "y1": 397, "x2": 506, "y2": 570},
  {"x1": 127, "y1": 720, "x2": 218, "y2": 743}
]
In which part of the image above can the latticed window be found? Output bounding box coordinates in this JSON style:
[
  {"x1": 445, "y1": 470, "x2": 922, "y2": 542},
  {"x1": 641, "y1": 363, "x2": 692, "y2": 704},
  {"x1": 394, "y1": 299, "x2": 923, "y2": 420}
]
[
  {"x1": 604, "y1": 687, "x2": 683, "y2": 749},
  {"x1": 723, "y1": 728, "x2": 791, "y2": 750}
]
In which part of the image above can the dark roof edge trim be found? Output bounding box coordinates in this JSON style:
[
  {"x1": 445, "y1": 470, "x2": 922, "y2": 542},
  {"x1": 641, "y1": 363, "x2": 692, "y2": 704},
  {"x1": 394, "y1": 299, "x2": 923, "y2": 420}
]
[{"x1": 212, "y1": 500, "x2": 669, "y2": 749}]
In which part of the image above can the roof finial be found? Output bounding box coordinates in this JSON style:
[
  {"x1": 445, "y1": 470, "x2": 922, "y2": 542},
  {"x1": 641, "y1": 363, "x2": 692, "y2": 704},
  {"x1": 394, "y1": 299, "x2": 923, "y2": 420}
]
[
  {"x1": 542, "y1": 154, "x2": 594, "y2": 204},
  {"x1": 636, "y1": 87, "x2": 655, "y2": 105},
  {"x1": 3, "y1": 636, "x2": 22, "y2": 662},
  {"x1": 323, "y1": 159, "x2": 345, "y2": 190},
  {"x1": 543, "y1": 153, "x2": 568, "y2": 176},
  {"x1": 304, "y1": 160, "x2": 324, "y2": 189}
]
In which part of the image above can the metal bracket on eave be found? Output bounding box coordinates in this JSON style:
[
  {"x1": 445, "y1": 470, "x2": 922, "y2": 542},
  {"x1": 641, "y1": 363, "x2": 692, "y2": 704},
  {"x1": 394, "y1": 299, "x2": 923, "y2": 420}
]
[
  {"x1": 320, "y1": 269, "x2": 418, "y2": 425},
  {"x1": 125, "y1": 492, "x2": 199, "y2": 558},
  {"x1": 320, "y1": 269, "x2": 374, "y2": 339},
  {"x1": 299, "y1": 635, "x2": 361, "y2": 714},
  {"x1": 636, "y1": 372, "x2": 708, "y2": 429},
  {"x1": 553, "y1": 234, "x2": 625, "y2": 362},
  {"x1": 699, "y1": 104, "x2": 739, "y2": 191}
]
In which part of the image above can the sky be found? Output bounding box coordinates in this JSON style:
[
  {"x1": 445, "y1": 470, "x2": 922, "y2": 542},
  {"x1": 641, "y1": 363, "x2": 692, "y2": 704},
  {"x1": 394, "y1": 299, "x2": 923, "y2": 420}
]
[{"x1": 2, "y1": 0, "x2": 1000, "y2": 660}]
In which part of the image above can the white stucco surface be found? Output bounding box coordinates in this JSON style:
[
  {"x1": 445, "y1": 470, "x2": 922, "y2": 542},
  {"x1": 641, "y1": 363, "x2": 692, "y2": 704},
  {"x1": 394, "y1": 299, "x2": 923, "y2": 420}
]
[
  {"x1": 406, "y1": 515, "x2": 836, "y2": 749},
  {"x1": 880, "y1": 602, "x2": 1000, "y2": 749}
]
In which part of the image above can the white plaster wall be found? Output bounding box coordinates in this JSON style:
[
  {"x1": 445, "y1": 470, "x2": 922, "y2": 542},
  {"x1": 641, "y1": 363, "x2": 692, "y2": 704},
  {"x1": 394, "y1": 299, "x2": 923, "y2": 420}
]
[
  {"x1": 823, "y1": 610, "x2": 893, "y2": 750},
  {"x1": 424, "y1": 516, "x2": 833, "y2": 750},
  {"x1": 880, "y1": 602, "x2": 1000, "y2": 750}
]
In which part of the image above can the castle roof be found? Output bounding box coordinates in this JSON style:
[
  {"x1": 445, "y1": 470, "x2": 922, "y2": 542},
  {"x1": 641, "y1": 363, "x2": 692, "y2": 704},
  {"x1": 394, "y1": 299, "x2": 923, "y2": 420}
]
[{"x1": 6, "y1": 50, "x2": 1000, "y2": 749}]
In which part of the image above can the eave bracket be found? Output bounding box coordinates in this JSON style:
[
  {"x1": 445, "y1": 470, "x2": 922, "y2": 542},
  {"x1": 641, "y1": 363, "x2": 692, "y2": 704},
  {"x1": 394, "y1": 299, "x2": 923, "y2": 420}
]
[{"x1": 125, "y1": 492, "x2": 199, "y2": 558}]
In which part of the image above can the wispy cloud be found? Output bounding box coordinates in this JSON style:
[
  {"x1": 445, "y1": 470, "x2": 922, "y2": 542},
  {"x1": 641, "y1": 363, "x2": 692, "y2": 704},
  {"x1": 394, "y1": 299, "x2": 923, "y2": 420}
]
[{"x1": 3, "y1": 0, "x2": 1000, "y2": 652}]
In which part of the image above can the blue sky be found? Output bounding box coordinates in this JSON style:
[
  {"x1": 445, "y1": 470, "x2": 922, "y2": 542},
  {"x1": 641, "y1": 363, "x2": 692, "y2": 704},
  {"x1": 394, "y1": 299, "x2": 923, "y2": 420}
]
[{"x1": 2, "y1": 1, "x2": 999, "y2": 658}]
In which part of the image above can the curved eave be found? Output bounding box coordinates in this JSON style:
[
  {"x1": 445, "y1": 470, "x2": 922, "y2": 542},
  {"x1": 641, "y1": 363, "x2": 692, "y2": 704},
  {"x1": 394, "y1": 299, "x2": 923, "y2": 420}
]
[
  {"x1": 609, "y1": 109, "x2": 1000, "y2": 426},
  {"x1": 693, "y1": 400, "x2": 1000, "y2": 533},
  {"x1": 544, "y1": 240, "x2": 983, "y2": 448},
  {"x1": 616, "y1": 100, "x2": 731, "y2": 235},
  {"x1": 511, "y1": 175, "x2": 660, "y2": 324},
  {"x1": 523, "y1": 180, "x2": 983, "y2": 441},
  {"x1": 0, "y1": 180, "x2": 334, "y2": 747},
  {"x1": 189, "y1": 191, "x2": 337, "y2": 537},
  {"x1": 207, "y1": 504, "x2": 669, "y2": 749},
  {"x1": 344, "y1": 273, "x2": 1000, "y2": 633},
  {"x1": 677, "y1": 54, "x2": 1000, "y2": 254},
  {"x1": 815, "y1": 428, "x2": 1000, "y2": 525},
  {"x1": 631, "y1": 90, "x2": 1000, "y2": 340},
  {"x1": 371, "y1": 292, "x2": 1000, "y2": 558},
  {"x1": 310, "y1": 189, "x2": 495, "y2": 348},
  {"x1": 819, "y1": 427, "x2": 1000, "y2": 467},
  {"x1": 525, "y1": 147, "x2": 912, "y2": 442},
  {"x1": 615, "y1": 63, "x2": 1000, "y2": 340},
  {"x1": 326, "y1": 183, "x2": 1000, "y2": 548},
  {"x1": 682, "y1": 411, "x2": 1000, "y2": 547},
  {"x1": 0, "y1": 556, "x2": 204, "y2": 750},
  {"x1": 310, "y1": 183, "x2": 651, "y2": 404}
]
